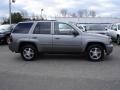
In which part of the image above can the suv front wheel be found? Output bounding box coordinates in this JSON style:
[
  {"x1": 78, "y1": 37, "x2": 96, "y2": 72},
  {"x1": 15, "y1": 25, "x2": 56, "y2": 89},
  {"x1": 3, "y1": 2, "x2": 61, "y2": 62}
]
[
  {"x1": 87, "y1": 44, "x2": 104, "y2": 62},
  {"x1": 21, "y1": 45, "x2": 38, "y2": 61}
]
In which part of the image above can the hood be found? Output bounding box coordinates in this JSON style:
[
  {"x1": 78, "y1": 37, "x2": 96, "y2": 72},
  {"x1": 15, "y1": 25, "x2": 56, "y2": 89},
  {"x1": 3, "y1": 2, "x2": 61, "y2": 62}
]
[
  {"x1": 0, "y1": 29, "x2": 10, "y2": 33},
  {"x1": 82, "y1": 32, "x2": 109, "y2": 39},
  {"x1": 86, "y1": 30, "x2": 108, "y2": 35},
  {"x1": 0, "y1": 29, "x2": 5, "y2": 33}
]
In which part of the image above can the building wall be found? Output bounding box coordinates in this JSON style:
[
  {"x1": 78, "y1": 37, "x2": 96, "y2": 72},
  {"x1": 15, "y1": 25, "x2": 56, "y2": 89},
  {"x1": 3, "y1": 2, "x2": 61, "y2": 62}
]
[{"x1": 55, "y1": 17, "x2": 120, "y2": 24}]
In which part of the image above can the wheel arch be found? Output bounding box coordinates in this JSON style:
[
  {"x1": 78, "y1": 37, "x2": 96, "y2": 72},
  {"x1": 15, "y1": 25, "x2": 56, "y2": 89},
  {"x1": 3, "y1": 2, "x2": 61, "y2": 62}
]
[
  {"x1": 85, "y1": 42, "x2": 106, "y2": 52},
  {"x1": 18, "y1": 42, "x2": 38, "y2": 52}
]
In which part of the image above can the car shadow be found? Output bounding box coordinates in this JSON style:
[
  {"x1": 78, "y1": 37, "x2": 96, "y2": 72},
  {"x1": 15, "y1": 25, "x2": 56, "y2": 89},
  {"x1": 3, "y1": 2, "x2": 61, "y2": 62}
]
[
  {"x1": 38, "y1": 54, "x2": 86, "y2": 61},
  {"x1": 14, "y1": 54, "x2": 86, "y2": 62}
]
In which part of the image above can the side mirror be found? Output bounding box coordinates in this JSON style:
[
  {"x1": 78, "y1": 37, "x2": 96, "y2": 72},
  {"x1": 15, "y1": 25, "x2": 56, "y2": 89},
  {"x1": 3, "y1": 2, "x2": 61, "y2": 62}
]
[{"x1": 72, "y1": 31, "x2": 79, "y2": 36}]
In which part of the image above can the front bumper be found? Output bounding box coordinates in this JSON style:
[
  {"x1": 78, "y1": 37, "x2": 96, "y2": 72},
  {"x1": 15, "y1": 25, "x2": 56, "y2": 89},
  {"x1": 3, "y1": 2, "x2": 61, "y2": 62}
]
[{"x1": 105, "y1": 44, "x2": 113, "y2": 55}]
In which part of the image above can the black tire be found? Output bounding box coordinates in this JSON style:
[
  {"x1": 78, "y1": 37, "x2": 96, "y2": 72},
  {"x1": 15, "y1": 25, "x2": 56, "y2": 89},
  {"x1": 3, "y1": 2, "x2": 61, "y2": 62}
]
[
  {"x1": 117, "y1": 36, "x2": 120, "y2": 45},
  {"x1": 86, "y1": 44, "x2": 104, "y2": 62},
  {"x1": 20, "y1": 45, "x2": 38, "y2": 61}
]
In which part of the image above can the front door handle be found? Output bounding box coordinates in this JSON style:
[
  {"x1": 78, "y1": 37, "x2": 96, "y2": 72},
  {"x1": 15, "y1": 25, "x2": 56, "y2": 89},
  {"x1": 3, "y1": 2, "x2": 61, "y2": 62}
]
[{"x1": 32, "y1": 37, "x2": 37, "y2": 39}]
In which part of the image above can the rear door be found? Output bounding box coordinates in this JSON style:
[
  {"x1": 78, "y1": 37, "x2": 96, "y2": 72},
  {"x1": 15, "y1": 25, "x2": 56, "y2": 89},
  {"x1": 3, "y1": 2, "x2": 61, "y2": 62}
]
[
  {"x1": 32, "y1": 22, "x2": 52, "y2": 52},
  {"x1": 52, "y1": 22, "x2": 82, "y2": 53}
]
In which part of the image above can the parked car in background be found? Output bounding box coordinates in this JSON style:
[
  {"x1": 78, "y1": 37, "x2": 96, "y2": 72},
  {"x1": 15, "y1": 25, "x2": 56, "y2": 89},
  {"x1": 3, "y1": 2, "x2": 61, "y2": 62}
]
[
  {"x1": 107, "y1": 23, "x2": 120, "y2": 45},
  {"x1": 9, "y1": 21, "x2": 113, "y2": 62},
  {"x1": 76, "y1": 23, "x2": 86, "y2": 32},
  {"x1": 0, "y1": 24, "x2": 16, "y2": 44},
  {"x1": 76, "y1": 24, "x2": 109, "y2": 36}
]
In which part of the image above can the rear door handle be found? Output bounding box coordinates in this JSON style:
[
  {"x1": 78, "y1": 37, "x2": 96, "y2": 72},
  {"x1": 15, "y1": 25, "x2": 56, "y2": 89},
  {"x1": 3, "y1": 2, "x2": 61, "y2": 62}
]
[{"x1": 55, "y1": 37, "x2": 60, "y2": 39}]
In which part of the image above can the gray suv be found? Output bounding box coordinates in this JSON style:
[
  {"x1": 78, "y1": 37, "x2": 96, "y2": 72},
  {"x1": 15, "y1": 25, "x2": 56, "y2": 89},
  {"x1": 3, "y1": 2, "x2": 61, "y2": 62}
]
[{"x1": 9, "y1": 21, "x2": 113, "y2": 62}]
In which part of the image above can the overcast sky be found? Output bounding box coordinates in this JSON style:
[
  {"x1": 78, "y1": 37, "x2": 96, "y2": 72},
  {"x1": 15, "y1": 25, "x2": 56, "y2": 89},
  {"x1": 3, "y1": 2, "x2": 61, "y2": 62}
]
[{"x1": 0, "y1": 0, "x2": 120, "y2": 19}]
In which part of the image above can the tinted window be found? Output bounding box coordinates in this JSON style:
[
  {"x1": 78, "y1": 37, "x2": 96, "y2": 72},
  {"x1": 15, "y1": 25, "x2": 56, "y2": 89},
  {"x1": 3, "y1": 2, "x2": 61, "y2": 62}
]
[
  {"x1": 54, "y1": 22, "x2": 75, "y2": 35},
  {"x1": 13, "y1": 23, "x2": 33, "y2": 34},
  {"x1": 33, "y1": 22, "x2": 51, "y2": 34}
]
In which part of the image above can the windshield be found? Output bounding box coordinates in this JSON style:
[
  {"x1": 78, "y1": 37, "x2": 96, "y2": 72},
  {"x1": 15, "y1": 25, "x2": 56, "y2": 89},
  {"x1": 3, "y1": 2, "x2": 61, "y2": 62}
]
[{"x1": 85, "y1": 24, "x2": 107, "y2": 31}]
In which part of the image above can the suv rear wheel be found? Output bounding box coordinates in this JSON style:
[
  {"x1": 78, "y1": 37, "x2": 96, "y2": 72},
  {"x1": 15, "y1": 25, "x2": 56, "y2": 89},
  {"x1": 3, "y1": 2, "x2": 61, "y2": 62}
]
[
  {"x1": 86, "y1": 44, "x2": 104, "y2": 62},
  {"x1": 21, "y1": 45, "x2": 38, "y2": 61}
]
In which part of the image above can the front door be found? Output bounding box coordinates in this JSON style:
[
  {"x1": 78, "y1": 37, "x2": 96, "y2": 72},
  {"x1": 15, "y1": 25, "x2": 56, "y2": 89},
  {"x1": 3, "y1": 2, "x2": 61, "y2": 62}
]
[{"x1": 52, "y1": 22, "x2": 82, "y2": 53}]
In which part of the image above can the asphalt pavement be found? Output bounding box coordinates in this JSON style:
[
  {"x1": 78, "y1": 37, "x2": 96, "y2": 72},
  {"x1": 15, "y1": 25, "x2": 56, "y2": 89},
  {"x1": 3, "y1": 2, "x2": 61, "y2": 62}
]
[{"x1": 0, "y1": 44, "x2": 120, "y2": 90}]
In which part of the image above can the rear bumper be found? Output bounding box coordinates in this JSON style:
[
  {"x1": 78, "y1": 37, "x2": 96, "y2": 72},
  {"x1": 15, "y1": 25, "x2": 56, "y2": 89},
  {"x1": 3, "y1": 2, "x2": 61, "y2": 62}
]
[
  {"x1": 105, "y1": 44, "x2": 113, "y2": 55},
  {"x1": 9, "y1": 42, "x2": 19, "y2": 53},
  {"x1": 9, "y1": 43, "x2": 15, "y2": 52}
]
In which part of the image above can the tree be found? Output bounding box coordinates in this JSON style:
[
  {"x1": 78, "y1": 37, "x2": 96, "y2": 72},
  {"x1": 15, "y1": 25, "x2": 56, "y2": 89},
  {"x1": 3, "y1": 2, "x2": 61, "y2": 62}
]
[
  {"x1": 2, "y1": 17, "x2": 8, "y2": 24},
  {"x1": 82, "y1": 9, "x2": 89, "y2": 17},
  {"x1": 2, "y1": 12, "x2": 24, "y2": 24},
  {"x1": 71, "y1": 13, "x2": 77, "y2": 17},
  {"x1": 89, "y1": 10, "x2": 96, "y2": 17},
  {"x1": 20, "y1": 10, "x2": 28, "y2": 19},
  {"x1": 77, "y1": 10, "x2": 84, "y2": 17},
  {"x1": 60, "y1": 9, "x2": 68, "y2": 17},
  {"x1": 11, "y1": 12, "x2": 23, "y2": 23}
]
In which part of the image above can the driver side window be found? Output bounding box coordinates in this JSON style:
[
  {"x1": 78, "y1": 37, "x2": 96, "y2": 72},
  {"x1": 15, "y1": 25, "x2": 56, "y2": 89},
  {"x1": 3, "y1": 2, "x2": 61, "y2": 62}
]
[{"x1": 54, "y1": 22, "x2": 75, "y2": 35}]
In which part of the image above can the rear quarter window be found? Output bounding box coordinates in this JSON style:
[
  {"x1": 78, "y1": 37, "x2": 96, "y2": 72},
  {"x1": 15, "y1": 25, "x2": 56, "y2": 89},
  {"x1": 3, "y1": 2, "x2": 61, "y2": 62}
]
[{"x1": 12, "y1": 23, "x2": 33, "y2": 34}]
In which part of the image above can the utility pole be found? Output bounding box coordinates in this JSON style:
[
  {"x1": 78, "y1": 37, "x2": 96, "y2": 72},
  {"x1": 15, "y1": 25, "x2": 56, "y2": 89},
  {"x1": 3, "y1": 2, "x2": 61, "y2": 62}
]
[
  {"x1": 41, "y1": 9, "x2": 44, "y2": 20},
  {"x1": 9, "y1": 0, "x2": 15, "y2": 25}
]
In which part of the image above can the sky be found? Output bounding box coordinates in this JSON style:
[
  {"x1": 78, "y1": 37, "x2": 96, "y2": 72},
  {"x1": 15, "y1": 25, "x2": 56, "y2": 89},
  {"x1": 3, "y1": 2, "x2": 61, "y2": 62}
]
[{"x1": 0, "y1": 0, "x2": 120, "y2": 20}]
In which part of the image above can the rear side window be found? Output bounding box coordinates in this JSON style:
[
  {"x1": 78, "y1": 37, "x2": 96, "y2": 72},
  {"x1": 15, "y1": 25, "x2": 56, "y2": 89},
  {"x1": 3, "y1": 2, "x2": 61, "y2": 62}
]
[
  {"x1": 33, "y1": 22, "x2": 51, "y2": 34},
  {"x1": 12, "y1": 23, "x2": 33, "y2": 34}
]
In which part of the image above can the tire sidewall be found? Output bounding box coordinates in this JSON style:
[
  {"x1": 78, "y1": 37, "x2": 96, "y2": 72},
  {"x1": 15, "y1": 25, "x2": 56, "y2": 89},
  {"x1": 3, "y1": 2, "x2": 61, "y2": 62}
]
[{"x1": 87, "y1": 45, "x2": 104, "y2": 62}]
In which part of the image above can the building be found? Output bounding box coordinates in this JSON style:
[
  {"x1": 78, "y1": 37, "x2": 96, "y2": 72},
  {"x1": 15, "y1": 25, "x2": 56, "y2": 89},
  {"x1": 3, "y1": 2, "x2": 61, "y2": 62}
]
[{"x1": 54, "y1": 17, "x2": 120, "y2": 24}]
